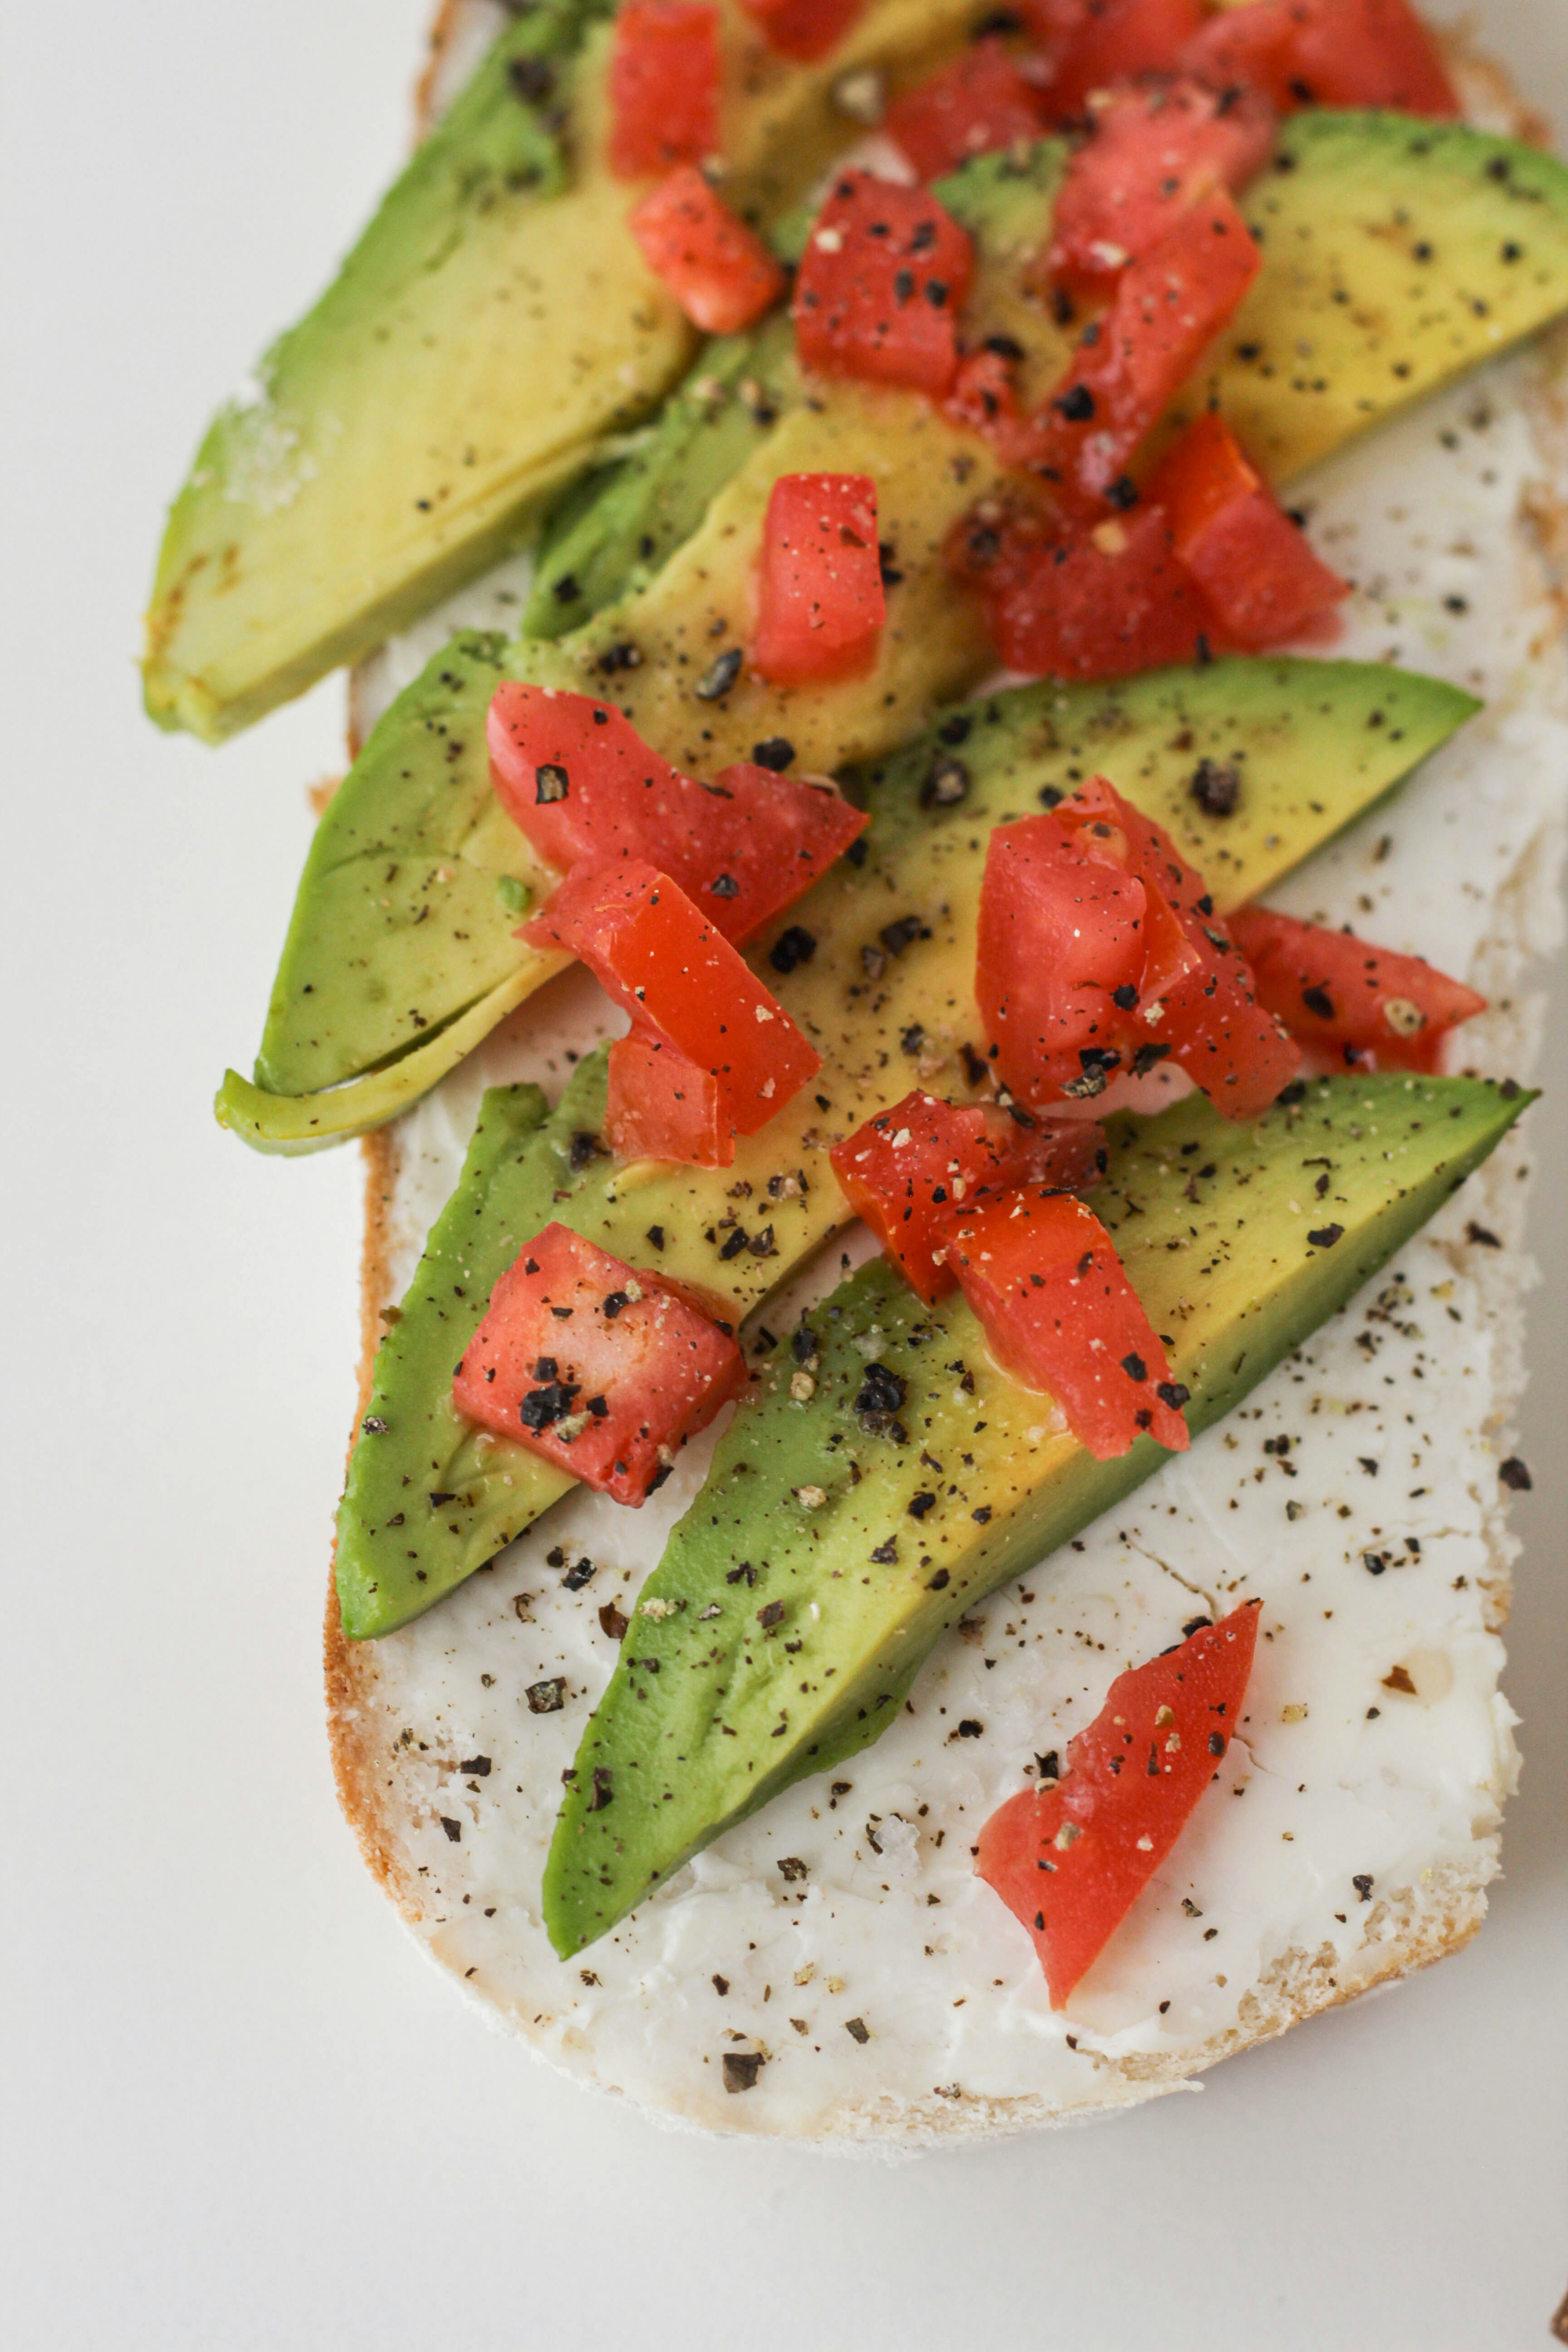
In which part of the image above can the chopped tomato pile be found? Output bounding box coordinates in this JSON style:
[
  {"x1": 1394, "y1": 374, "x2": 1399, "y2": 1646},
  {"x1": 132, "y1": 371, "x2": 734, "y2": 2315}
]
[
  {"x1": 977, "y1": 772, "x2": 1298, "y2": 1117},
  {"x1": 525, "y1": 860, "x2": 821, "y2": 1162},
  {"x1": 829, "y1": 1088, "x2": 1106, "y2": 1303},
  {"x1": 751, "y1": 472, "x2": 887, "y2": 684},
  {"x1": 945, "y1": 1187, "x2": 1190, "y2": 1457},
  {"x1": 1046, "y1": 79, "x2": 1274, "y2": 290},
  {"x1": 793, "y1": 172, "x2": 973, "y2": 399},
  {"x1": 608, "y1": 1, "x2": 720, "y2": 181},
  {"x1": 489, "y1": 684, "x2": 866, "y2": 944},
  {"x1": 976, "y1": 1602, "x2": 1260, "y2": 2005},
  {"x1": 1044, "y1": 0, "x2": 1206, "y2": 120},
  {"x1": 1180, "y1": 0, "x2": 1458, "y2": 118},
  {"x1": 629, "y1": 166, "x2": 786, "y2": 334},
  {"x1": 883, "y1": 41, "x2": 1047, "y2": 182},
  {"x1": 1149, "y1": 411, "x2": 1349, "y2": 647},
  {"x1": 453, "y1": 1223, "x2": 747, "y2": 1503},
  {"x1": 1230, "y1": 906, "x2": 1486, "y2": 1071}
]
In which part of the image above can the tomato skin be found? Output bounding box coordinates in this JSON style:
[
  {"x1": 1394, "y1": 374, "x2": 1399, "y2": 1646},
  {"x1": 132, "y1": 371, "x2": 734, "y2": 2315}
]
[
  {"x1": 1180, "y1": 0, "x2": 1458, "y2": 117},
  {"x1": 951, "y1": 502, "x2": 1208, "y2": 681},
  {"x1": 829, "y1": 1088, "x2": 1107, "y2": 1304},
  {"x1": 1228, "y1": 906, "x2": 1487, "y2": 1072},
  {"x1": 975, "y1": 1603, "x2": 1259, "y2": 2005},
  {"x1": 751, "y1": 472, "x2": 887, "y2": 685},
  {"x1": 1043, "y1": 0, "x2": 1205, "y2": 119},
  {"x1": 942, "y1": 1188, "x2": 1190, "y2": 1457},
  {"x1": 524, "y1": 861, "x2": 821, "y2": 1133},
  {"x1": 1029, "y1": 191, "x2": 1261, "y2": 510},
  {"x1": 607, "y1": 1031, "x2": 734, "y2": 1165},
  {"x1": 628, "y1": 166, "x2": 787, "y2": 334},
  {"x1": 793, "y1": 171, "x2": 974, "y2": 399},
  {"x1": 1047, "y1": 79, "x2": 1275, "y2": 289},
  {"x1": 737, "y1": 0, "x2": 864, "y2": 64},
  {"x1": 884, "y1": 42, "x2": 1048, "y2": 182},
  {"x1": 452, "y1": 1223, "x2": 747, "y2": 1505},
  {"x1": 488, "y1": 683, "x2": 866, "y2": 944},
  {"x1": 608, "y1": 2, "x2": 721, "y2": 181},
  {"x1": 1148, "y1": 411, "x2": 1348, "y2": 648}
]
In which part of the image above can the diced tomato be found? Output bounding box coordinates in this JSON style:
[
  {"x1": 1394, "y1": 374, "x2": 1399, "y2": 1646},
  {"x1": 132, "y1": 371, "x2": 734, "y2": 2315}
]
[
  {"x1": 452, "y1": 1223, "x2": 747, "y2": 1505},
  {"x1": 750, "y1": 472, "x2": 887, "y2": 686},
  {"x1": 951, "y1": 501, "x2": 1208, "y2": 679},
  {"x1": 629, "y1": 166, "x2": 786, "y2": 334},
  {"x1": 737, "y1": 0, "x2": 864, "y2": 65},
  {"x1": 1027, "y1": 190, "x2": 1261, "y2": 510},
  {"x1": 607, "y1": 1030, "x2": 734, "y2": 1165},
  {"x1": 975, "y1": 1603, "x2": 1259, "y2": 2004},
  {"x1": 941, "y1": 1188, "x2": 1189, "y2": 1456},
  {"x1": 793, "y1": 171, "x2": 974, "y2": 399},
  {"x1": 883, "y1": 42, "x2": 1048, "y2": 182},
  {"x1": 1043, "y1": 0, "x2": 1205, "y2": 119},
  {"x1": 1048, "y1": 80, "x2": 1275, "y2": 288},
  {"x1": 488, "y1": 684, "x2": 867, "y2": 944},
  {"x1": 1179, "y1": 0, "x2": 1458, "y2": 118},
  {"x1": 829, "y1": 1088, "x2": 1106, "y2": 1304},
  {"x1": 1148, "y1": 411, "x2": 1348, "y2": 647},
  {"x1": 1228, "y1": 906, "x2": 1487, "y2": 1073},
  {"x1": 524, "y1": 861, "x2": 821, "y2": 1134},
  {"x1": 608, "y1": 2, "x2": 721, "y2": 181}
]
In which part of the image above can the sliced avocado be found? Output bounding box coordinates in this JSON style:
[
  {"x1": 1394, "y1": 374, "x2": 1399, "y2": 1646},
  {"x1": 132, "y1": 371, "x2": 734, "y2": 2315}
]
[
  {"x1": 1190, "y1": 111, "x2": 1568, "y2": 481},
  {"x1": 332, "y1": 656, "x2": 1477, "y2": 1624},
  {"x1": 544, "y1": 1072, "x2": 1532, "y2": 1955},
  {"x1": 142, "y1": 0, "x2": 987, "y2": 742}
]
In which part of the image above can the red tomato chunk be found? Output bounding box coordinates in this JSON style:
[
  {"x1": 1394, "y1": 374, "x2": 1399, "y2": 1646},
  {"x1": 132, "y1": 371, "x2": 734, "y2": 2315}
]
[
  {"x1": 1183, "y1": 0, "x2": 1458, "y2": 118},
  {"x1": 1148, "y1": 411, "x2": 1348, "y2": 648},
  {"x1": 608, "y1": 1, "x2": 721, "y2": 181},
  {"x1": 976, "y1": 1602, "x2": 1260, "y2": 2005},
  {"x1": 738, "y1": 0, "x2": 864, "y2": 64},
  {"x1": 829, "y1": 1088, "x2": 1106, "y2": 1304},
  {"x1": 452, "y1": 1223, "x2": 747, "y2": 1504},
  {"x1": 751, "y1": 472, "x2": 887, "y2": 685},
  {"x1": 950, "y1": 500, "x2": 1207, "y2": 679},
  {"x1": 525, "y1": 861, "x2": 821, "y2": 1135},
  {"x1": 629, "y1": 166, "x2": 786, "y2": 334},
  {"x1": 884, "y1": 42, "x2": 1047, "y2": 183},
  {"x1": 793, "y1": 172, "x2": 974, "y2": 399},
  {"x1": 489, "y1": 683, "x2": 866, "y2": 943},
  {"x1": 606, "y1": 1030, "x2": 733, "y2": 1166},
  {"x1": 1043, "y1": 0, "x2": 1205, "y2": 120},
  {"x1": 975, "y1": 774, "x2": 1299, "y2": 1117},
  {"x1": 942, "y1": 1188, "x2": 1189, "y2": 1458},
  {"x1": 1229, "y1": 906, "x2": 1486, "y2": 1073},
  {"x1": 1048, "y1": 79, "x2": 1274, "y2": 289}
]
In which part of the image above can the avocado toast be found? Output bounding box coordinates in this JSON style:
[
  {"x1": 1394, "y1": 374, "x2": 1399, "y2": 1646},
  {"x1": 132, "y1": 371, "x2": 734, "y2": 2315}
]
[{"x1": 147, "y1": 0, "x2": 1568, "y2": 2140}]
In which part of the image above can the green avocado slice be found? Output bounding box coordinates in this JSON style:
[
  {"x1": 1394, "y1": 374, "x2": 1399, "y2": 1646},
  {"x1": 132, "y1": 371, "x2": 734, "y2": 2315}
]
[
  {"x1": 543, "y1": 1072, "x2": 1532, "y2": 1956},
  {"x1": 333, "y1": 654, "x2": 1478, "y2": 1633},
  {"x1": 141, "y1": 0, "x2": 988, "y2": 742}
]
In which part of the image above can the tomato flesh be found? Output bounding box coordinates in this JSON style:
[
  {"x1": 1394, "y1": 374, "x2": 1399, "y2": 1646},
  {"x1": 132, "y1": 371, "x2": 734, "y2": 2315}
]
[
  {"x1": 489, "y1": 684, "x2": 866, "y2": 944},
  {"x1": 452, "y1": 1222, "x2": 747, "y2": 1504},
  {"x1": 1027, "y1": 191, "x2": 1261, "y2": 510},
  {"x1": 524, "y1": 861, "x2": 821, "y2": 1134},
  {"x1": 951, "y1": 501, "x2": 1207, "y2": 680},
  {"x1": 607, "y1": 1031, "x2": 733, "y2": 1166},
  {"x1": 1047, "y1": 79, "x2": 1275, "y2": 288},
  {"x1": 884, "y1": 42, "x2": 1048, "y2": 183},
  {"x1": 975, "y1": 1603, "x2": 1259, "y2": 2005},
  {"x1": 1229, "y1": 906, "x2": 1487, "y2": 1073},
  {"x1": 738, "y1": 0, "x2": 864, "y2": 64},
  {"x1": 751, "y1": 472, "x2": 887, "y2": 686},
  {"x1": 829, "y1": 1088, "x2": 1107, "y2": 1304},
  {"x1": 942, "y1": 1188, "x2": 1190, "y2": 1457},
  {"x1": 1148, "y1": 411, "x2": 1348, "y2": 647},
  {"x1": 629, "y1": 166, "x2": 787, "y2": 334},
  {"x1": 1044, "y1": 0, "x2": 1205, "y2": 119},
  {"x1": 608, "y1": 2, "x2": 721, "y2": 181},
  {"x1": 1177, "y1": 0, "x2": 1300, "y2": 108},
  {"x1": 793, "y1": 171, "x2": 974, "y2": 399},
  {"x1": 1180, "y1": 0, "x2": 1458, "y2": 117}
]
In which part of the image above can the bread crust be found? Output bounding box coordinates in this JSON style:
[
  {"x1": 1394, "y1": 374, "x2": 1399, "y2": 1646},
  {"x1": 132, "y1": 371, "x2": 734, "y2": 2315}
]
[{"x1": 324, "y1": 5, "x2": 1566, "y2": 2145}]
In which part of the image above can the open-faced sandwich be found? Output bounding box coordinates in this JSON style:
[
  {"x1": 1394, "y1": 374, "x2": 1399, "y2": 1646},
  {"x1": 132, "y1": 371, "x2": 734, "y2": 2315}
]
[{"x1": 146, "y1": 0, "x2": 1568, "y2": 2144}]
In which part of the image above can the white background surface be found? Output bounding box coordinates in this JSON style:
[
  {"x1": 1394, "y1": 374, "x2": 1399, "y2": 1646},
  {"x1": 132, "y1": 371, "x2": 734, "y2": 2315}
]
[{"x1": 2, "y1": 5, "x2": 1564, "y2": 2345}]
